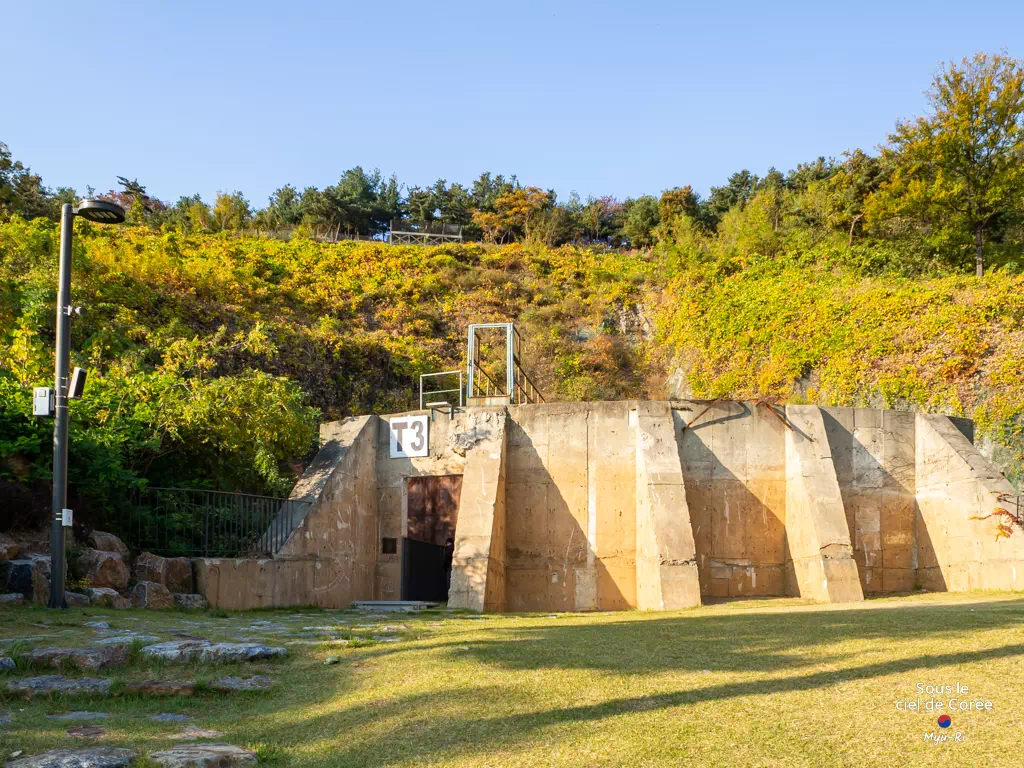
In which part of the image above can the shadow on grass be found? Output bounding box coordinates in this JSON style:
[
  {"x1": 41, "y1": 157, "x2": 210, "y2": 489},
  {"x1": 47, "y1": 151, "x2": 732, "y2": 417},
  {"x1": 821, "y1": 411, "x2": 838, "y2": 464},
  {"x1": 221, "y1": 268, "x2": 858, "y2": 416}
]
[{"x1": 250, "y1": 597, "x2": 1024, "y2": 766}]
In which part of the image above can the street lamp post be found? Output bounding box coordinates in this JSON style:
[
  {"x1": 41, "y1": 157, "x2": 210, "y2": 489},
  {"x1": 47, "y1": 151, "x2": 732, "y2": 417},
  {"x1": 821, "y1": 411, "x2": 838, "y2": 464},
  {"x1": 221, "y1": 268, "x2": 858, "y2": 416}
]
[{"x1": 47, "y1": 199, "x2": 124, "y2": 609}]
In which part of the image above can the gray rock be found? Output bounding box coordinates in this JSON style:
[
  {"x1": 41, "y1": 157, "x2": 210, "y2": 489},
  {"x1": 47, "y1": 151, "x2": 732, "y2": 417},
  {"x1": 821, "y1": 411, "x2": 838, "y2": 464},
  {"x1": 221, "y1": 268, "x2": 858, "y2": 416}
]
[
  {"x1": 132, "y1": 581, "x2": 173, "y2": 609},
  {"x1": 0, "y1": 656, "x2": 15, "y2": 671},
  {"x1": 46, "y1": 712, "x2": 110, "y2": 721},
  {"x1": 84, "y1": 588, "x2": 130, "y2": 610},
  {"x1": 5, "y1": 747, "x2": 136, "y2": 767},
  {"x1": 64, "y1": 592, "x2": 90, "y2": 608},
  {"x1": 0, "y1": 709, "x2": 11, "y2": 724},
  {"x1": 7, "y1": 675, "x2": 112, "y2": 698},
  {"x1": 0, "y1": 592, "x2": 24, "y2": 606},
  {"x1": 83, "y1": 621, "x2": 110, "y2": 629},
  {"x1": 151, "y1": 713, "x2": 191, "y2": 723},
  {"x1": 93, "y1": 634, "x2": 159, "y2": 646},
  {"x1": 201, "y1": 642, "x2": 287, "y2": 663},
  {"x1": 172, "y1": 593, "x2": 209, "y2": 610},
  {"x1": 85, "y1": 532, "x2": 129, "y2": 560},
  {"x1": 148, "y1": 744, "x2": 257, "y2": 767},
  {"x1": 28, "y1": 645, "x2": 128, "y2": 671},
  {"x1": 139, "y1": 640, "x2": 208, "y2": 662},
  {"x1": 141, "y1": 640, "x2": 286, "y2": 663},
  {"x1": 324, "y1": 656, "x2": 340, "y2": 665},
  {"x1": 211, "y1": 675, "x2": 272, "y2": 692}
]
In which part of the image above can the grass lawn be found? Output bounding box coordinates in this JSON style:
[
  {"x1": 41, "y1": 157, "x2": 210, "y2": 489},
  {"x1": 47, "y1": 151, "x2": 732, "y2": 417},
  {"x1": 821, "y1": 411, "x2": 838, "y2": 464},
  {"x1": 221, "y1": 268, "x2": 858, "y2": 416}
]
[{"x1": 2, "y1": 592, "x2": 1024, "y2": 766}]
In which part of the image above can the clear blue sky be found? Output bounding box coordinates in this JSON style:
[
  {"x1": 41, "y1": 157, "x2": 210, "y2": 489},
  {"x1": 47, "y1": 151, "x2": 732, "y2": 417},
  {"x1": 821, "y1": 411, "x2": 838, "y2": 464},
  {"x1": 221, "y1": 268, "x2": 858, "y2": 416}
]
[{"x1": 4, "y1": 1, "x2": 1022, "y2": 206}]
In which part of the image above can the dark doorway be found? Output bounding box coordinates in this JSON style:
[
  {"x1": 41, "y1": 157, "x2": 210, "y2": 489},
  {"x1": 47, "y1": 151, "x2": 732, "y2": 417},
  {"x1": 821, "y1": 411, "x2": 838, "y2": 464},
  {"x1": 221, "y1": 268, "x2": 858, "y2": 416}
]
[{"x1": 401, "y1": 475, "x2": 462, "y2": 602}]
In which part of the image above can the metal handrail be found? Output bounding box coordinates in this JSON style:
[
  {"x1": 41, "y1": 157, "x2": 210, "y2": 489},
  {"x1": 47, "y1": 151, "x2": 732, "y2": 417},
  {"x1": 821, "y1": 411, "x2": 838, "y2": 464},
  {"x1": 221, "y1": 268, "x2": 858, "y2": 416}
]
[
  {"x1": 420, "y1": 370, "x2": 463, "y2": 410},
  {"x1": 472, "y1": 363, "x2": 505, "y2": 400}
]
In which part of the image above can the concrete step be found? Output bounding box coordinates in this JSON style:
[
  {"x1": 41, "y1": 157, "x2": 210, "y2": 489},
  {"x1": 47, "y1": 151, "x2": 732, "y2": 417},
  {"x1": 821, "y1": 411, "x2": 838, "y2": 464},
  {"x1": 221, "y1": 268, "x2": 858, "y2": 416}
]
[{"x1": 351, "y1": 600, "x2": 440, "y2": 611}]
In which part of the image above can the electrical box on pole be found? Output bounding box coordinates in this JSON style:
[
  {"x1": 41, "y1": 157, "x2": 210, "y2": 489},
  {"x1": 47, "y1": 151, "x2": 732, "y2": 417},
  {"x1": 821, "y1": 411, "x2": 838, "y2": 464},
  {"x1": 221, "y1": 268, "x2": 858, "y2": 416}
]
[{"x1": 33, "y1": 387, "x2": 54, "y2": 417}]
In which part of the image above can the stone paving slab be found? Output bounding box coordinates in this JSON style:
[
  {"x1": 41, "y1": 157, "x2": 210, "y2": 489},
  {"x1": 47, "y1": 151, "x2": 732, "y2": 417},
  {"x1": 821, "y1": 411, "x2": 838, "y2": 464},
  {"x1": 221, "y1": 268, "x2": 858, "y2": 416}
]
[
  {"x1": 28, "y1": 646, "x2": 128, "y2": 671},
  {"x1": 148, "y1": 744, "x2": 257, "y2": 767},
  {"x1": 8, "y1": 676, "x2": 112, "y2": 698},
  {"x1": 92, "y1": 635, "x2": 160, "y2": 647},
  {"x1": 211, "y1": 675, "x2": 272, "y2": 692},
  {"x1": 141, "y1": 641, "x2": 287, "y2": 663},
  {"x1": 45, "y1": 712, "x2": 110, "y2": 721},
  {"x1": 5, "y1": 747, "x2": 136, "y2": 767}
]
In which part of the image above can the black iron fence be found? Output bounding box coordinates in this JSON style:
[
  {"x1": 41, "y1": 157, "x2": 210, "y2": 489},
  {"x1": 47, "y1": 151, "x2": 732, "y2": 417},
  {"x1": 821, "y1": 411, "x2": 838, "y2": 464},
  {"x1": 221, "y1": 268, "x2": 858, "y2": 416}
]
[{"x1": 117, "y1": 487, "x2": 311, "y2": 558}]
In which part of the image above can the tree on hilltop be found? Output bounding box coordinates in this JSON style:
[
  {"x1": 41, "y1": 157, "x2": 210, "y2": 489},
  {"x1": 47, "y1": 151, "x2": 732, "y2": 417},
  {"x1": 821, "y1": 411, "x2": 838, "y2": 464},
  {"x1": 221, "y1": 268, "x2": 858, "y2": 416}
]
[{"x1": 869, "y1": 52, "x2": 1024, "y2": 276}]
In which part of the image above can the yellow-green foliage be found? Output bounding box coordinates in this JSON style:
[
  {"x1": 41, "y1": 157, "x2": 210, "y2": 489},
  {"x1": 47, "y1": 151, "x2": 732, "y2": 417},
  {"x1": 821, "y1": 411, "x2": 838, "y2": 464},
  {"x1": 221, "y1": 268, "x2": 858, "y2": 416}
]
[
  {"x1": 0, "y1": 217, "x2": 655, "y2": 521},
  {"x1": 659, "y1": 248, "x2": 1024, "y2": 483}
]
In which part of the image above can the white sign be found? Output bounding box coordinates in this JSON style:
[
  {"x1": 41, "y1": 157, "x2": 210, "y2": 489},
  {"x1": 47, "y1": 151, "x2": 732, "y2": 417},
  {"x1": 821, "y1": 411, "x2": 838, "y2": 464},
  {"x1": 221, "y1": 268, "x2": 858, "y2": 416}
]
[{"x1": 390, "y1": 415, "x2": 429, "y2": 458}]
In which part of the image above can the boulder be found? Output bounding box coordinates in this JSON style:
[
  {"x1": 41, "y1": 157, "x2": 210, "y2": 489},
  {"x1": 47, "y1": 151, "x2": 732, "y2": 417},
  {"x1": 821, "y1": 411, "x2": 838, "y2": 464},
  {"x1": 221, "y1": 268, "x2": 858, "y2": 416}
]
[
  {"x1": 148, "y1": 744, "x2": 257, "y2": 767},
  {"x1": 172, "y1": 593, "x2": 209, "y2": 610},
  {"x1": 8, "y1": 675, "x2": 112, "y2": 698},
  {"x1": 85, "y1": 587, "x2": 131, "y2": 609},
  {"x1": 5, "y1": 747, "x2": 136, "y2": 767},
  {"x1": 132, "y1": 581, "x2": 173, "y2": 609},
  {"x1": 4, "y1": 559, "x2": 35, "y2": 601},
  {"x1": 77, "y1": 549, "x2": 129, "y2": 591},
  {"x1": 1, "y1": 555, "x2": 58, "y2": 604},
  {"x1": 1, "y1": 656, "x2": 15, "y2": 671},
  {"x1": 135, "y1": 552, "x2": 194, "y2": 594},
  {"x1": 0, "y1": 532, "x2": 20, "y2": 560},
  {"x1": 0, "y1": 592, "x2": 24, "y2": 606},
  {"x1": 65, "y1": 592, "x2": 90, "y2": 608},
  {"x1": 86, "y1": 531, "x2": 129, "y2": 560},
  {"x1": 28, "y1": 645, "x2": 129, "y2": 671}
]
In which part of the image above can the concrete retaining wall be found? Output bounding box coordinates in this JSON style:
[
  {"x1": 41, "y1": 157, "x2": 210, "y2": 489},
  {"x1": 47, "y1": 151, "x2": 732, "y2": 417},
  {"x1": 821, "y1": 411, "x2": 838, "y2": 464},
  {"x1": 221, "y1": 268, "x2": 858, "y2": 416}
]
[
  {"x1": 916, "y1": 413, "x2": 1024, "y2": 591},
  {"x1": 195, "y1": 401, "x2": 1022, "y2": 612},
  {"x1": 675, "y1": 402, "x2": 788, "y2": 597},
  {"x1": 783, "y1": 406, "x2": 864, "y2": 602},
  {"x1": 198, "y1": 415, "x2": 378, "y2": 609}
]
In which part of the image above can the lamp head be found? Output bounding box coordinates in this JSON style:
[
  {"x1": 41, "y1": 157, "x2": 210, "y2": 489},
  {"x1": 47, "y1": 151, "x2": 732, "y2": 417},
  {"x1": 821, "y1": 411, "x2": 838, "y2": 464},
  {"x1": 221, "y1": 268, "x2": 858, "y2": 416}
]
[{"x1": 75, "y1": 199, "x2": 125, "y2": 224}]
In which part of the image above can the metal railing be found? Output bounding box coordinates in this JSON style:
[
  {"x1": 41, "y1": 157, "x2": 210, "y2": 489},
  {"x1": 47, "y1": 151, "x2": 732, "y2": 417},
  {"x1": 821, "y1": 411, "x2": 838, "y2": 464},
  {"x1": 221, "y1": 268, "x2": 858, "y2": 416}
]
[
  {"x1": 419, "y1": 370, "x2": 463, "y2": 410},
  {"x1": 467, "y1": 323, "x2": 545, "y2": 405},
  {"x1": 119, "y1": 487, "x2": 311, "y2": 558}
]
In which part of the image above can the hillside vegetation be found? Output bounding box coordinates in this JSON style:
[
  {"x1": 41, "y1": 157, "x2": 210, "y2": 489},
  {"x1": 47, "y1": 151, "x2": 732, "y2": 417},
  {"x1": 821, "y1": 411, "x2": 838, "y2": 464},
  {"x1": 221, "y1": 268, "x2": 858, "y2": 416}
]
[
  {"x1": 2, "y1": 213, "x2": 1022, "y2": 529},
  {"x1": 2, "y1": 52, "x2": 1024, "y2": 528}
]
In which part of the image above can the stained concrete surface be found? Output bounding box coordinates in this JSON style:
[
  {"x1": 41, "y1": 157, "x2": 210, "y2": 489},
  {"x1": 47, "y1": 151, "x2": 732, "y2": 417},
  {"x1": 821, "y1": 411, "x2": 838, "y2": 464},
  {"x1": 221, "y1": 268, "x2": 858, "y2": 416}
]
[{"x1": 197, "y1": 402, "x2": 1023, "y2": 612}]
